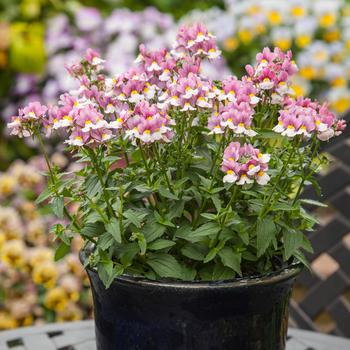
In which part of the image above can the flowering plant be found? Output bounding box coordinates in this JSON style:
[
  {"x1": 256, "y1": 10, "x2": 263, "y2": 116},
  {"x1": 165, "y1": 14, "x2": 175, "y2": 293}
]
[{"x1": 8, "y1": 24, "x2": 346, "y2": 288}]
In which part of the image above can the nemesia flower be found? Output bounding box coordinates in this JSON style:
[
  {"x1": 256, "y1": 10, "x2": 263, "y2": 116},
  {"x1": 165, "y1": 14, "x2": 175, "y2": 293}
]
[
  {"x1": 84, "y1": 48, "x2": 105, "y2": 67},
  {"x1": 273, "y1": 97, "x2": 343, "y2": 141},
  {"x1": 7, "y1": 102, "x2": 48, "y2": 137},
  {"x1": 221, "y1": 142, "x2": 270, "y2": 185},
  {"x1": 173, "y1": 23, "x2": 221, "y2": 59},
  {"x1": 245, "y1": 47, "x2": 298, "y2": 103},
  {"x1": 217, "y1": 102, "x2": 257, "y2": 137},
  {"x1": 125, "y1": 101, "x2": 174, "y2": 144}
]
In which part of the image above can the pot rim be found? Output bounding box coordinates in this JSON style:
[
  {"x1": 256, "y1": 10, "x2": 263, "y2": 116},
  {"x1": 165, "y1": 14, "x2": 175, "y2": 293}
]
[{"x1": 80, "y1": 249, "x2": 303, "y2": 289}]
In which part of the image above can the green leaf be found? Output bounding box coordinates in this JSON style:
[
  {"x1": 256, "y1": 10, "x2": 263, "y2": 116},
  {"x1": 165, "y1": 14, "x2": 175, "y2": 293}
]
[
  {"x1": 97, "y1": 261, "x2": 124, "y2": 289},
  {"x1": 211, "y1": 195, "x2": 222, "y2": 212},
  {"x1": 54, "y1": 242, "x2": 70, "y2": 261},
  {"x1": 85, "y1": 175, "x2": 101, "y2": 198},
  {"x1": 293, "y1": 250, "x2": 311, "y2": 270},
  {"x1": 181, "y1": 244, "x2": 207, "y2": 261},
  {"x1": 218, "y1": 247, "x2": 242, "y2": 275},
  {"x1": 283, "y1": 230, "x2": 304, "y2": 260},
  {"x1": 183, "y1": 222, "x2": 221, "y2": 243},
  {"x1": 135, "y1": 233, "x2": 147, "y2": 255},
  {"x1": 167, "y1": 200, "x2": 185, "y2": 220},
  {"x1": 148, "y1": 239, "x2": 176, "y2": 250},
  {"x1": 143, "y1": 217, "x2": 167, "y2": 242},
  {"x1": 256, "y1": 129, "x2": 283, "y2": 139},
  {"x1": 98, "y1": 232, "x2": 115, "y2": 250},
  {"x1": 35, "y1": 187, "x2": 52, "y2": 204},
  {"x1": 154, "y1": 211, "x2": 175, "y2": 227},
  {"x1": 81, "y1": 222, "x2": 104, "y2": 238},
  {"x1": 158, "y1": 187, "x2": 178, "y2": 200},
  {"x1": 203, "y1": 248, "x2": 218, "y2": 263},
  {"x1": 273, "y1": 202, "x2": 297, "y2": 211},
  {"x1": 105, "y1": 218, "x2": 121, "y2": 243},
  {"x1": 146, "y1": 253, "x2": 183, "y2": 279},
  {"x1": 123, "y1": 209, "x2": 148, "y2": 228},
  {"x1": 300, "y1": 199, "x2": 327, "y2": 208},
  {"x1": 212, "y1": 263, "x2": 235, "y2": 280},
  {"x1": 300, "y1": 208, "x2": 320, "y2": 225},
  {"x1": 51, "y1": 197, "x2": 64, "y2": 219},
  {"x1": 118, "y1": 243, "x2": 139, "y2": 267},
  {"x1": 256, "y1": 216, "x2": 277, "y2": 257},
  {"x1": 200, "y1": 213, "x2": 218, "y2": 220}
]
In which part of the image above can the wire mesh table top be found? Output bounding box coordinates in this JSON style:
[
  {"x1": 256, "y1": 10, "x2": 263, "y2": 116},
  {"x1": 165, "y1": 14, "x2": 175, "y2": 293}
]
[{"x1": 0, "y1": 321, "x2": 350, "y2": 350}]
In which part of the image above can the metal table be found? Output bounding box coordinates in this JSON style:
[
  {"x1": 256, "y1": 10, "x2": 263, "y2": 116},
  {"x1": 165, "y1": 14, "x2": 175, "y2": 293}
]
[{"x1": 0, "y1": 320, "x2": 349, "y2": 350}]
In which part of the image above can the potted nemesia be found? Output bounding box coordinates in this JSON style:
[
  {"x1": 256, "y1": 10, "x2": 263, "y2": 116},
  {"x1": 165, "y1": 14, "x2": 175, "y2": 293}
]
[{"x1": 8, "y1": 24, "x2": 346, "y2": 350}]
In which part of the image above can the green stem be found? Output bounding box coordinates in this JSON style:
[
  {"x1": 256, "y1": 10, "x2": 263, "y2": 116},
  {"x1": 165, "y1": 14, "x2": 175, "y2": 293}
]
[
  {"x1": 260, "y1": 143, "x2": 296, "y2": 218},
  {"x1": 34, "y1": 129, "x2": 82, "y2": 231},
  {"x1": 292, "y1": 138, "x2": 320, "y2": 205},
  {"x1": 138, "y1": 141, "x2": 152, "y2": 186},
  {"x1": 87, "y1": 148, "x2": 115, "y2": 218},
  {"x1": 153, "y1": 144, "x2": 173, "y2": 193},
  {"x1": 221, "y1": 185, "x2": 238, "y2": 227}
]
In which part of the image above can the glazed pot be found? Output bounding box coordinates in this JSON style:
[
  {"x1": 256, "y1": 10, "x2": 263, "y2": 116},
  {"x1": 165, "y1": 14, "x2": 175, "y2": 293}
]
[{"x1": 80, "y1": 250, "x2": 302, "y2": 350}]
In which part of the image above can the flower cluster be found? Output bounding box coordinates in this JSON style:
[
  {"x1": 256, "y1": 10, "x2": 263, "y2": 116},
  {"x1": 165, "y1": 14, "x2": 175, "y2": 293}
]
[
  {"x1": 273, "y1": 97, "x2": 346, "y2": 140},
  {"x1": 8, "y1": 102, "x2": 47, "y2": 137},
  {"x1": 245, "y1": 47, "x2": 298, "y2": 104},
  {"x1": 173, "y1": 23, "x2": 221, "y2": 59},
  {"x1": 221, "y1": 142, "x2": 270, "y2": 185},
  {"x1": 0, "y1": 157, "x2": 92, "y2": 330}
]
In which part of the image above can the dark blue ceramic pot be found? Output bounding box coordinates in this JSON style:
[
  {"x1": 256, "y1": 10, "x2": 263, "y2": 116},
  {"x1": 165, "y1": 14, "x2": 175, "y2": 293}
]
[{"x1": 80, "y1": 251, "x2": 301, "y2": 350}]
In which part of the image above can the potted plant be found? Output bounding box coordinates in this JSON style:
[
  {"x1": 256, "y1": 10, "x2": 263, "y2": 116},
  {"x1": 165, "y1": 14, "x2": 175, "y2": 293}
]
[{"x1": 8, "y1": 23, "x2": 346, "y2": 350}]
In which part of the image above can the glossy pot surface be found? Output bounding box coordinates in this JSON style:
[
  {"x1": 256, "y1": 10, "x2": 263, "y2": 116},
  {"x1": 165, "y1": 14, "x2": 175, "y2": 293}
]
[{"x1": 81, "y1": 251, "x2": 302, "y2": 350}]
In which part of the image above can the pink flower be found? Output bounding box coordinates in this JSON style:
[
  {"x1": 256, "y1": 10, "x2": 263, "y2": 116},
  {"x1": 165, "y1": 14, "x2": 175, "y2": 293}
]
[
  {"x1": 245, "y1": 47, "x2": 297, "y2": 103},
  {"x1": 173, "y1": 23, "x2": 221, "y2": 60},
  {"x1": 65, "y1": 130, "x2": 90, "y2": 147},
  {"x1": 7, "y1": 102, "x2": 48, "y2": 137},
  {"x1": 22, "y1": 102, "x2": 47, "y2": 120},
  {"x1": 84, "y1": 48, "x2": 105, "y2": 67},
  {"x1": 221, "y1": 142, "x2": 270, "y2": 185},
  {"x1": 273, "y1": 98, "x2": 342, "y2": 141},
  {"x1": 219, "y1": 102, "x2": 257, "y2": 137},
  {"x1": 74, "y1": 106, "x2": 108, "y2": 132},
  {"x1": 125, "y1": 101, "x2": 174, "y2": 144}
]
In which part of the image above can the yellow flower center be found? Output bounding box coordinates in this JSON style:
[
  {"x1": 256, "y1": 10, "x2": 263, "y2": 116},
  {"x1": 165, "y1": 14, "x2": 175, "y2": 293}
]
[
  {"x1": 287, "y1": 125, "x2": 294, "y2": 129},
  {"x1": 291, "y1": 6, "x2": 305, "y2": 17},
  {"x1": 227, "y1": 170, "x2": 234, "y2": 174},
  {"x1": 258, "y1": 171, "x2": 264, "y2": 177},
  {"x1": 296, "y1": 34, "x2": 311, "y2": 48},
  {"x1": 144, "y1": 130, "x2": 151, "y2": 135},
  {"x1": 223, "y1": 37, "x2": 238, "y2": 52},
  {"x1": 248, "y1": 164, "x2": 255, "y2": 170},
  {"x1": 319, "y1": 13, "x2": 336, "y2": 28},
  {"x1": 268, "y1": 10, "x2": 282, "y2": 25}
]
